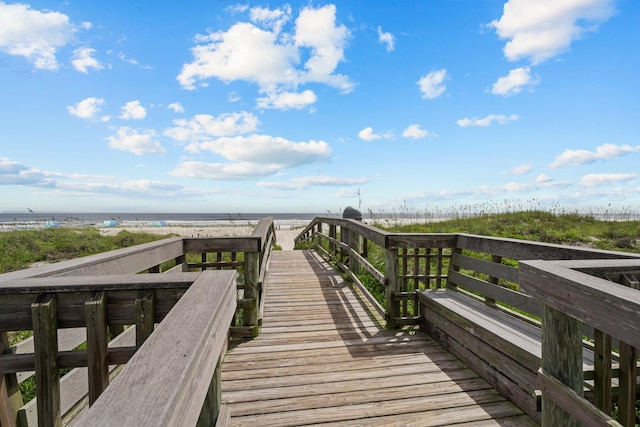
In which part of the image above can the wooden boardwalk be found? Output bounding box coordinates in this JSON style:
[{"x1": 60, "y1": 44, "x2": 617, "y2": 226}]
[{"x1": 221, "y1": 250, "x2": 537, "y2": 426}]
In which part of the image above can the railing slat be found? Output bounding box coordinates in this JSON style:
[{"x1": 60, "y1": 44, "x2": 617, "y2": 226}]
[
  {"x1": 617, "y1": 342, "x2": 637, "y2": 427},
  {"x1": 32, "y1": 293, "x2": 62, "y2": 427},
  {"x1": 85, "y1": 292, "x2": 109, "y2": 405},
  {"x1": 135, "y1": 291, "x2": 155, "y2": 348},
  {"x1": 593, "y1": 329, "x2": 612, "y2": 414}
]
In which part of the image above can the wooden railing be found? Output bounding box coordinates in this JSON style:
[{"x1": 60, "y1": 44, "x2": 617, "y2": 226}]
[
  {"x1": 0, "y1": 218, "x2": 275, "y2": 427},
  {"x1": 521, "y1": 259, "x2": 640, "y2": 427},
  {"x1": 294, "y1": 217, "x2": 637, "y2": 328},
  {"x1": 295, "y1": 216, "x2": 640, "y2": 424},
  {"x1": 295, "y1": 217, "x2": 455, "y2": 326}
]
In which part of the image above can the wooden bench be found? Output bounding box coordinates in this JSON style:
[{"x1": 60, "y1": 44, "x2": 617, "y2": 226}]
[
  {"x1": 417, "y1": 236, "x2": 640, "y2": 423},
  {"x1": 419, "y1": 287, "x2": 602, "y2": 423}
]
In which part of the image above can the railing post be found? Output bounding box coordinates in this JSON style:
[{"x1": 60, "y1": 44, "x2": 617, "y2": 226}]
[
  {"x1": 135, "y1": 291, "x2": 155, "y2": 347},
  {"x1": 384, "y1": 247, "x2": 399, "y2": 329},
  {"x1": 541, "y1": 304, "x2": 583, "y2": 427},
  {"x1": 0, "y1": 333, "x2": 20, "y2": 427},
  {"x1": 243, "y1": 251, "x2": 260, "y2": 336},
  {"x1": 340, "y1": 226, "x2": 348, "y2": 264},
  {"x1": 593, "y1": 329, "x2": 612, "y2": 414},
  {"x1": 85, "y1": 292, "x2": 109, "y2": 405},
  {"x1": 329, "y1": 225, "x2": 337, "y2": 258},
  {"x1": 197, "y1": 356, "x2": 223, "y2": 427},
  {"x1": 32, "y1": 293, "x2": 62, "y2": 427},
  {"x1": 618, "y1": 341, "x2": 638, "y2": 427},
  {"x1": 348, "y1": 228, "x2": 360, "y2": 274}
]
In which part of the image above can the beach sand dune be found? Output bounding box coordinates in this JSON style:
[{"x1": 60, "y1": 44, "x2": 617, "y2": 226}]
[{"x1": 98, "y1": 226, "x2": 301, "y2": 250}]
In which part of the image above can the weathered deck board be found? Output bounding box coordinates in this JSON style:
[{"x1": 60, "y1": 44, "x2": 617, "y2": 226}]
[{"x1": 222, "y1": 250, "x2": 537, "y2": 426}]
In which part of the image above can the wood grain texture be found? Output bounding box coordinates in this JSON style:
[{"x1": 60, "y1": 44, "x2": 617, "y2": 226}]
[
  {"x1": 81, "y1": 271, "x2": 237, "y2": 426},
  {"x1": 222, "y1": 250, "x2": 535, "y2": 426}
]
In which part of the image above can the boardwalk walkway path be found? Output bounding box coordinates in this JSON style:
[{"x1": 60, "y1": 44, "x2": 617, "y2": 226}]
[{"x1": 221, "y1": 250, "x2": 537, "y2": 426}]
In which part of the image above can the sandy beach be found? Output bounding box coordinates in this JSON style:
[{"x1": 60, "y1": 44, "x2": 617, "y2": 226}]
[{"x1": 98, "y1": 225, "x2": 302, "y2": 250}]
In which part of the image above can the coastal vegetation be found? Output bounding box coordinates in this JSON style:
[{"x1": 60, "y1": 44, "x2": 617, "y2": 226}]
[{"x1": 0, "y1": 228, "x2": 170, "y2": 274}]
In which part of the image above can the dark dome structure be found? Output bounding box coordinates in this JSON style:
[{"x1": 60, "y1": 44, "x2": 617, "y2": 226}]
[{"x1": 342, "y1": 206, "x2": 362, "y2": 220}]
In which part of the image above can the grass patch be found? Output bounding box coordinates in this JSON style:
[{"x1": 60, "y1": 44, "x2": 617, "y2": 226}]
[{"x1": 0, "y1": 228, "x2": 172, "y2": 274}]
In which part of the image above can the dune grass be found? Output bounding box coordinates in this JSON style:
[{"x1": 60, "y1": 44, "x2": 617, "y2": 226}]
[
  {"x1": 0, "y1": 227, "x2": 171, "y2": 274},
  {"x1": 377, "y1": 210, "x2": 640, "y2": 252}
]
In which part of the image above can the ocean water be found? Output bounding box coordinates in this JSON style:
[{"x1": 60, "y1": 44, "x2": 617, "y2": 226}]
[{"x1": 0, "y1": 212, "x2": 331, "y2": 231}]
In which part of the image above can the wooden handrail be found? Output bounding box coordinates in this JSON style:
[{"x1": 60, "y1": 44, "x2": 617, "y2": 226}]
[
  {"x1": 520, "y1": 259, "x2": 640, "y2": 426},
  {"x1": 0, "y1": 219, "x2": 276, "y2": 426},
  {"x1": 80, "y1": 270, "x2": 237, "y2": 426},
  {"x1": 0, "y1": 237, "x2": 184, "y2": 282}
]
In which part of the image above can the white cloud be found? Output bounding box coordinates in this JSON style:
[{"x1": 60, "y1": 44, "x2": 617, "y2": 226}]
[
  {"x1": 170, "y1": 131, "x2": 332, "y2": 181},
  {"x1": 579, "y1": 173, "x2": 637, "y2": 188},
  {"x1": 165, "y1": 112, "x2": 259, "y2": 142},
  {"x1": 294, "y1": 4, "x2": 352, "y2": 91},
  {"x1": 417, "y1": 69, "x2": 447, "y2": 99},
  {"x1": 507, "y1": 164, "x2": 533, "y2": 175},
  {"x1": 258, "y1": 175, "x2": 369, "y2": 190},
  {"x1": 187, "y1": 135, "x2": 332, "y2": 167},
  {"x1": 358, "y1": 127, "x2": 393, "y2": 141},
  {"x1": 377, "y1": 26, "x2": 395, "y2": 52},
  {"x1": 492, "y1": 67, "x2": 539, "y2": 96},
  {"x1": 107, "y1": 127, "x2": 165, "y2": 155},
  {"x1": 170, "y1": 161, "x2": 282, "y2": 180},
  {"x1": 0, "y1": 2, "x2": 76, "y2": 70},
  {"x1": 177, "y1": 4, "x2": 352, "y2": 108},
  {"x1": 0, "y1": 157, "x2": 51, "y2": 186},
  {"x1": 249, "y1": 5, "x2": 291, "y2": 34},
  {"x1": 402, "y1": 124, "x2": 429, "y2": 139},
  {"x1": 457, "y1": 114, "x2": 518, "y2": 127},
  {"x1": 256, "y1": 89, "x2": 317, "y2": 110},
  {"x1": 71, "y1": 47, "x2": 103, "y2": 73},
  {"x1": 119, "y1": 101, "x2": 147, "y2": 120},
  {"x1": 536, "y1": 173, "x2": 552, "y2": 183},
  {"x1": 67, "y1": 97, "x2": 105, "y2": 120},
  {"x1": 117, "y1": 52, "x2": 150, "y2": 69},
  {"x1": 489, "y1": 0, "x2": 615, "y2": 64},
  {"x1": 168, "y1": 102, "x2": 184, "y2": 113},
  {"x1": 549, "y1": 143, "x2": 640, "y2": 169}
]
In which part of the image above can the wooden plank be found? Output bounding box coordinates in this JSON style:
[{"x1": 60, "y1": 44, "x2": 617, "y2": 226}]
[
  {"x1": 14, "y1": 328, "x2": 87, "y2": 384},
  {"x1": 447, "y1": 270, "x2": 540, "y2": 317},
  {"x1": 0, "y1": 238, "x2": 185, "y2": 283},
  {"x1": 0, "y1": 333, "x2": 19, "y2": 427},
  {"x1": 451, "y1": 252, "x2": 519, "y2": 283},
  {"x1": 540, "y1": 304, "x2": 583, "y2": 427},
  {"x1": 81, "y1": 271, "x2": 236, "y2": 427},
  {"x1": 183, "y1": 237, "x2": 259, "y2": 253},
  {"x1": 242, "y1": 252, "x2": 259, "y2": 333},
  {"x1": 134, "y1": 291, "x2": 154, "y2": 348},
  {"x1": 537, "y1": 368, "x2": 621, "y2": 427},
  {"x1": 617, "y1": 342, "x2": 637, "y2": 427},
  {"x1": 594, "y1": 329, "x2": 612, "y2": 414},
  {"x1": 456, "y1": 234, "x2": 640, "y2": 262},
  {"x1": 520, "y1": 260, "x2": 640, "y2": 349},
  {"x1": 420, "y1": 289, "x2": 542, "y2": 369},
  {"x1": 32, "y1": 293, "x2": 61, "y2": 427},
  {"x1": 229, "y1": 393, "x2": 519, "y2": 427},
  {"x1": 0, "y1": 286, "x2": 191, "y2": 332},
  {"x1": 0, "y1": 273, "x2": 199, "y2": 294},
  {"x1": 84, "y1": 292, "x2": 109, "y2": 405}
]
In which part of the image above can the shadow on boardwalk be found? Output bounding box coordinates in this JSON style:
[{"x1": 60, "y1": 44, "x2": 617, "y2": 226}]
[{"x1": 222, "y1": 250, "x2": 537, "y2": 426}]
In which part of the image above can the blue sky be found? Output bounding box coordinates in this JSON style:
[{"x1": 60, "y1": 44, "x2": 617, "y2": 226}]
[{"x1": 1, "y1": 0, "x2": 639, "y2": 214}]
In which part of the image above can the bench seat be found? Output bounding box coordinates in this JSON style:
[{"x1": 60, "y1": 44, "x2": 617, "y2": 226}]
[{"x1": 419, "y1": 288, "x2": 597, "y2": 423}]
